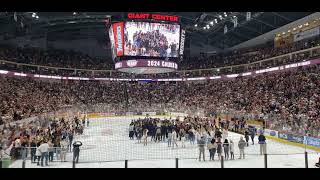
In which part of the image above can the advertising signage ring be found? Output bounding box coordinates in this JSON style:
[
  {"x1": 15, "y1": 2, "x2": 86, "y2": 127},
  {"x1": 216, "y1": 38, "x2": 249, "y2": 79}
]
[{"x1": 127, "y1": 13, "x2": 179, "y2": 22}]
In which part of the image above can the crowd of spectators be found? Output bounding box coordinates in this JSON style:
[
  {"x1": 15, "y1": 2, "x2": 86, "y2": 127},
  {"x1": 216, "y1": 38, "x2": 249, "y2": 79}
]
[
  {"x1": 129, "y1": 116, "x2": 255, "y2": 160},
  {"x1": 0, "y1": 113, "x2": 87, "y2": 166},
  {"x1": 1, "y1": 64, "x2": 320, "y2": 139},
  {"x1": 0, "y1": 45, "x2": 114, "y2": 70},
  {"x1": 0, "y1": 36, "x2": 320, "y2": 164},
  {"x1": 181, "y1": 36, "x2": 320, "y2": 70},
  {"x1": 1, "y1": 36, "x2": 320, "y2": 79}
]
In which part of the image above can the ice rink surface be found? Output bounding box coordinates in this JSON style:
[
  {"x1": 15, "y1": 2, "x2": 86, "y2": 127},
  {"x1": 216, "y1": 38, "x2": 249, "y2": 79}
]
[{"x1": 11, "y1": 117, "x2": 320, "y2": 168}]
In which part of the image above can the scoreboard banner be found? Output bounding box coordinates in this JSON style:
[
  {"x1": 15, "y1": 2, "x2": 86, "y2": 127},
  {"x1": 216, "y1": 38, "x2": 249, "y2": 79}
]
[
  {"x1": 109, "y1": 25, "x2": 117, "y2": 60},
  {"x1": 179, "y1": 29, "x2": 185, "y2": 56},
  {"x1": 112, "y1": 22, "x2": 125, "y2": 56},
  {"x1": 115, "y1": 59, "x2": 178, "y2": 70}
]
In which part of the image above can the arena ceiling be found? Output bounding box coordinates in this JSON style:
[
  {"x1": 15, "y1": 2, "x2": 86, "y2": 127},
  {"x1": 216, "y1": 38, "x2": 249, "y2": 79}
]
[{"x1": 0, "y1": 12, "x2": 315, "y2": 50}]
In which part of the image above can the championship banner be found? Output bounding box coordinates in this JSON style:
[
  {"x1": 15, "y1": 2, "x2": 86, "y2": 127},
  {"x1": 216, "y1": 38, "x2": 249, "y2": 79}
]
[
  {"x1": 112, "y1": 22, "x2": 124, "y2": 56},
  {"x1": 109, "y1": 26, "x2": 117, "y2": 60},
  {"x1": 179, "y1": 29, "x2": 185, "y2": 56}
]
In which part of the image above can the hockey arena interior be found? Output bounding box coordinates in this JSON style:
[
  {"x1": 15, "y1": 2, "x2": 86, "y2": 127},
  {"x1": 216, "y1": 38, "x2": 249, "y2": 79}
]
[{"x1": 0, "y1": 12, "x2": 320, "y2": 168}]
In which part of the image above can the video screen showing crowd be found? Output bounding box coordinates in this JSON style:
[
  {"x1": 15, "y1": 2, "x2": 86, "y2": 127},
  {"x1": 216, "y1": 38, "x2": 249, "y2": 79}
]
[
  {"x1": 124, "y1": 22, "x2": 180, "y2": 58},
  {"x1": 128, "y1": 116, "x2": 268, "y2": 161}
]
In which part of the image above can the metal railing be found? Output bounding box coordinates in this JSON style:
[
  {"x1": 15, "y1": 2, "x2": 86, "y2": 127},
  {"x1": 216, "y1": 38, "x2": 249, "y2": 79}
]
[{"x1": 5, "y1": 142, "x2": 317, "y2": 168}]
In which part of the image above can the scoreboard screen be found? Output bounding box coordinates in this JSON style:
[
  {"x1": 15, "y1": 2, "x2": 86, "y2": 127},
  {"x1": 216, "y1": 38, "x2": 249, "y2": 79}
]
[
  {"x1": 109, "y1": 21, "x2": 183, "y2": 61},
  {"x1": 124, "y1": 21, "x2": 180, "y2": 58}
]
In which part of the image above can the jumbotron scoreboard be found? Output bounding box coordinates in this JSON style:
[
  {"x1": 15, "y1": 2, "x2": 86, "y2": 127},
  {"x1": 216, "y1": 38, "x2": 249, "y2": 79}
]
[{"x1": 108, "y1": 13, "x2": 186, "y2": 74}]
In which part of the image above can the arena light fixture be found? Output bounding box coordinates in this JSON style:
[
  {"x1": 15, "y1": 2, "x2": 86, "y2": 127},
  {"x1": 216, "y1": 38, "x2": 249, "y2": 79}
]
[
  {"x1": 293, "y1": 28, "x2": 296, "y2": 31},
  {"x1": 35, "y1": 16, "x2": 39, "y2": 19},
  {"x1": 288, "y1": 30, "x2": 291, "y2": 33},
  {"x1": 32, "y1": 13, "x2": 36, "y2": 18},
  {"x1": 194, "y1": 24, "x2": 198, "y2": 27},
  {"x1": 210, "y1": 21, "x2": 214, "y2": 25},
  {"x1": 282, "y1": 32, "x2": 285, "y2": 35},
  {"x1": 73, "y1": 12, "x2": 77, "y2": 15},
  {"x1": 299, "y1": 25, "x2": 303, "y2": 28},
  {"x1": 203, "y1": 26, "x2": 206, "y2": 30},
  {"x1": 214, "y1": 19, "x2": 217, "y2": 23}
]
